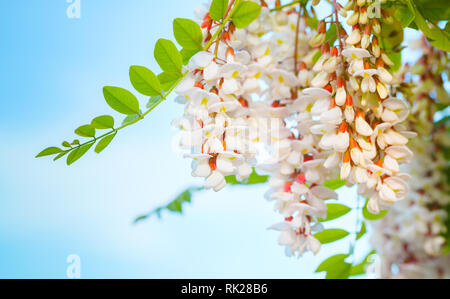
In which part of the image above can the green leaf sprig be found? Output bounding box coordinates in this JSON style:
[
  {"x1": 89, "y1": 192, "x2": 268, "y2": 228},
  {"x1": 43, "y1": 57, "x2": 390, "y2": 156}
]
[{"x1": 36, "y1": 0, "x2": 254, "y2": 165}]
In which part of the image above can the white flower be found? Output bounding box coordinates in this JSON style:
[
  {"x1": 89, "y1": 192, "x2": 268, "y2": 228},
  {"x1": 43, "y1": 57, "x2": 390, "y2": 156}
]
[
  {"x1": 346, "y1": 28, "x2": 361, "y2": 45},
  {"x1": 355, "y1": 112, "x2": 373, "y2": 136},
  {"x1": 355, "y1": 69, "x2": 377, "y2": 93},
  {"x1": 205, "y1": 171, "x2": 226, "y2": 192},
  {"x1": 311, "y1": 71, "x2": 330, "y2": 88},
  {"x1": 381, "y1": 98, "x2": 409, "y2": 124},
  {"x1": 320, "y1": 107, "x2": 342, "y2": 125}
]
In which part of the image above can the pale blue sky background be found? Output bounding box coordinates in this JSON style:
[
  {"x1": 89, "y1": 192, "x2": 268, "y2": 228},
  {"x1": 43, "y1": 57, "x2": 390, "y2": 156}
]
[{"x1": 0, "y1": 0, "x2": 422, "y2": 278}]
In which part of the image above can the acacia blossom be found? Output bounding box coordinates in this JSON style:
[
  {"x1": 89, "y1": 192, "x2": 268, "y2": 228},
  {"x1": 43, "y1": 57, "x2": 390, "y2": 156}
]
[
  {"x1": 372, "y1": 38, "x2": 450, "y2": 278},
  {"x1": 172, "y1": 0, "x2": 418, "y2": 258}
]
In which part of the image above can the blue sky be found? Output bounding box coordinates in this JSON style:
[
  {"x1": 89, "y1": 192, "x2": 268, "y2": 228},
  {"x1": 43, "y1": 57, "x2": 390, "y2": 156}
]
[{"x1": 0, "y1": 0, "x2": 385, "y2": 278}]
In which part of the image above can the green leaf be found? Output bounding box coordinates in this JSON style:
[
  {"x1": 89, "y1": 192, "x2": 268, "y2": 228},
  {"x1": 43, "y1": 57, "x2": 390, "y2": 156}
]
[
  {"x1": 71, "y1": 140, "x2": 80, "y2": 146},
  {"x1": 95, "y1": 133, "x2": 116, "y2": 154},
  {"x1": 158, "y1": 72, "x2": 181, "y2": 91},
  {"x1": 323, "y1": 179, "x2": 346, "y2": 190},
  {"x1": 210, "y1": 0, "x2": 229, "y2": 21},
  {"x1": 350, "y1": 250, "x2": 376, "y2": 277},
  {"x1": 316, "y1": 254, "x2": 349, "y2": 272},
  {"x1": 362, "y1": 198, "x2": 388, "y2": 220},
  {"x1": 134, "y1": 187, "x2": 203, "y2": 224},
  {"x1": 316, "y1": 254, "x2": 351, "y2": 279},
  {"x1": 312, "y1": 49, "x2": 321, "y2": 64},
  {"x1": 406, "y1": 0, "x2": 450, "y2": 52},
  {"x1": 62, "y1": 141, "x2": 71, "y2": 148},
  {"x1": 173, "y1": 18, "x2": 203, "y2": 50},
  {"x1": 225, "y1": 168, "x2": 269, "y2": 185},
  {"x1": 36, "y1": 147, "x2": 63, "y2": 158},
  {"x1": 413, "y1": 0, "x2": 450, "y2": 22},
  {"x1": 380, "y1": 16, "x2": 404, "y2": 51},
  {"x1": 319, "y1": 204, "x2": 351, "y2": 222},
  {"x1": 166, "y1": 188, "x2": 196, "y2": 213},
  {"x1": 356, "y1": 222, "x2": 367, "y2": 240},
  {"x1": 393, "y1": 3, "x2": 415, "y2": 28},
  {"x1": 103, "y1": 86, "x2": 140, "y2": 115},
  {"x1": 54, "y1": 151, "x2": 68, "y2": 161},
  {"x1": 181, "y1": 48, "x2": 200, "y2": 65},
  {"x1": 387, "y1": 51, "x2": 402, "y2": 72},
  {"x1": 154, "y1": 38, "x2": 183, "y2": 74},
  {"x1": 307, "y1": 16, "x2": 318, "y2": 30},
  {"x1": 122, "y1": 110, "x2": 142, "y2": 126},
  {"x1": 166, "y1": 200, "x2": 182, "y2": 213},
  {"x1": 129, "y1": 66, "x2": 162, "y2": 97},
  {"x1": 325, "y1": 23, "x2": 337, "y2": 46},
  {"x1": 147, "y1": 95, "x2": 163, "y2": 109},
  {"x1": 91, "y1": 115, "x2": 115, "y2": 129},
  {"x1": 66, "y1": 142, "x2": 94, "y2": 165},
  {"x1": 314, "y1": 229, "x2": 349, "y2": 244},
  {"x1": 232, "y1": 1, "x2": 261, "y2": 29},
  {"x1": 75, "y1": 124, "x2": 96, "y2": 138}
]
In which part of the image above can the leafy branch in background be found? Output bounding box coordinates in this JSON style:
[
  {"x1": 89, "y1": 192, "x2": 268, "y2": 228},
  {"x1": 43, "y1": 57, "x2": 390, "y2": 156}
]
[
  {"x1": 315, "y1": 196, "x2": 387, "y2": 279},
  {"x1": 134, "y1": 168, "x2": 269, "y2": 224},
  {"x1": 36, "y1": 0, "x2": 261, "y2": 165},
  {"x1": 134, "y1": 187, "x2": 204, "y2": 224}
]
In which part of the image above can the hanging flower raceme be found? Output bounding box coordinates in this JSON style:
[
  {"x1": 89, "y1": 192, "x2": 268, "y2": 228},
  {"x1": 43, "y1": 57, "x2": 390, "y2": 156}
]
[
  {"x1": 173, "y1": 5, "x2": 267, "y2": 192},
  {"x1": 245, "y1": 5, "x2": 339, "y2": 257},
  {"x1": 304, "y1": 0, "x2": 415, "y2": 215},
  {"x1": 372, "y1": 38, "x2": 450, "y2": 279}
]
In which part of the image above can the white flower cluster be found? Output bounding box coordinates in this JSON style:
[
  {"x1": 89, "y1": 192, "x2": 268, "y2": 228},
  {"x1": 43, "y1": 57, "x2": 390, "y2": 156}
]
[
  {"x1": 307, "y1": 0, "x2": 415, "y2": 216},
  {"x1": 372, "y1": 39, "x2": 450, "y2": 278},
  {"x1": 173, "y1": 4, "x2": 263, "y2": 192},
  {"x1": 173, "y1": 0, "x2": 416, "y2": 257},
  {"x1": 247, "y1": 10, "x2": 340, "y2": 257}
]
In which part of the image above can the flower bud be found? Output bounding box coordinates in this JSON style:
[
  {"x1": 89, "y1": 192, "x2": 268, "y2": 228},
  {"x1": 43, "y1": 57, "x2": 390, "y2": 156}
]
[
  {"x1": 377, "y1": 81, "x2": 389, "y2": 99},
  {"x1": 344, "y1": 0, "x2": 355, "y2": 10},
  {"x1": 361, "y1": 34, "x2": 370, "y2": 49},
  {"x1": 367, "y1": 197, "x2": 380, "y2": 214},
  {"x1": 349, "y1": 75, "x2": 359, "y2": 91},
  {"x1": 371, "y1": 37, "x2": 380, "y2": 57},
  {"x1": 313, "y1": 55, "x2": 328, "y2": 72},
  {"x1": 377, "y1": 67, "x2": 393, "y2": 84},
  {"x1": 381, "y1": 52, "x2": 394, "y2": 66},
  {"x1": 355, "y1": 110, "x2": 374, "y2": 136},
  {"x1": 309, "y1": 33, "x2": 326, "y2": 47},
  {"x1": 359, "y1": 8, "x2": 368, "y2": 25},
  {"x1": 317, "y1": 20, "x2": 326, "y2": 34},
  {"x1": 345, "y1": 106, "x2": 355, "y2": 122},
  {"x1": 311, "y1": 71, "x2": 330, "y2": 88},
  {"x1": 336, "y1": 78, "x2": 346, "y2": 106},
  {"x1": 338, "y1": 4, "x2": 348, "y2": 17},
  {"x1": 383, "y1": 11, "x2": 394, "y2": 24},
  {"x1": 226, "y1": 47, "x2": 235, "y2": 60},
  {"x1": 347, "y1": 11, "x2": 360, "y2": 26},
  {"x1": 346, "y1": 26, "x2": 361, "y2": 45},
  {"x1": 341, "y1": 160, "x2": 351, "y2": 180},
  {"x1": 335, "y1": 87, "x2": 346, "y2": 106},
  {"x1": 372, "y1": 19, "x2": 381, "y2": 35}
]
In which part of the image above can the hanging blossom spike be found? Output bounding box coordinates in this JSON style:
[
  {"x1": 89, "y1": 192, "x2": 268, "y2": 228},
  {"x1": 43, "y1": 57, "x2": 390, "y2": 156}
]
[
  {"x1": 172, "y1": 0, "x2": 418, "y2": 258},
  {"x1": 297, "y1": 0, "x2": 415, "y2": 214},
  {"x1": 372, "y1": 38, "x2": 450, "y2": 279}
]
